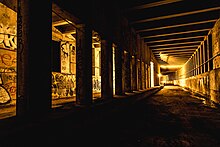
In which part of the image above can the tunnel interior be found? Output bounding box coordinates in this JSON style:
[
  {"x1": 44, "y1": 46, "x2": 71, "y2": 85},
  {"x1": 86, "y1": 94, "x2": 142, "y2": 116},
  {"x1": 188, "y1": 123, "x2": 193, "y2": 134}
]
[{"x1": 0, "y1": 0, "x2": 219, "y2": 119}]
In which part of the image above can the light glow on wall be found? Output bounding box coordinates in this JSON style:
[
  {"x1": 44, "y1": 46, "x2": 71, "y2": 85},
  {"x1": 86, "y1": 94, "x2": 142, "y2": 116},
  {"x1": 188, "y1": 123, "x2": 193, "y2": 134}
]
[
  {"x1": 51, "y1": 11, "x2": 77, "y2": 100},
  {"x1": 92, "y1": 31, "x2": 101, "y2": 95},
  {"x1": 160, "y1": 65, "x2": 183, "y2": 69},
  {"x1": 112, "y1": 45, "x2": 115, "y2": 95},
  {"x1": 150, "y1": 61, "x2": 154, "y2": 87}
]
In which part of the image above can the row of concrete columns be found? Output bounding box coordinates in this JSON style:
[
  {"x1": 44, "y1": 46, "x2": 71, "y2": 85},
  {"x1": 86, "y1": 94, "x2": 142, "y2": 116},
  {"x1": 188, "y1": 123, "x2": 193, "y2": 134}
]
[
  {"x1": 16, "y1": 0, "x2": 150, "y2": 117},
  {"x1": 184, "y1": 31, "x2": 213, "y2": 78}
]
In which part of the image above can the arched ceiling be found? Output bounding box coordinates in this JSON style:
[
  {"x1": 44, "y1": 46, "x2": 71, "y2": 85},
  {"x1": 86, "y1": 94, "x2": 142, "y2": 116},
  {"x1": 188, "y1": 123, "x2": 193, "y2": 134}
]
[{"x1": 116, "y1": 0, "x2": 220, "y2": 69}]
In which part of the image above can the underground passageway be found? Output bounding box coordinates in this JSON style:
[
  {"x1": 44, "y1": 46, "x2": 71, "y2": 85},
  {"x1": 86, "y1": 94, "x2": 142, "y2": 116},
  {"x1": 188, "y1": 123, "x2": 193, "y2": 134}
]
[
  {"x1": 0, "y1": 1, "x2": 220, "y2": 147},
  {"x1": 1, "y1": 86, "x2": 220, "y2": 147}
]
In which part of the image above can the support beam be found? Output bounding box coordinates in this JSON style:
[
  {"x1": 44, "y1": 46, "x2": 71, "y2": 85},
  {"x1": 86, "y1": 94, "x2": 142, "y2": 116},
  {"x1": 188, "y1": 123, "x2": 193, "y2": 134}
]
[
  {"x1": 149, "y1": 41, "x2": 201, "y2": 48},
  {"x1": 136, "y1": 19, "x2": 217, "y2": 33},
  {"x1": 146, "y1": 36, "x2": 204, "y2": 44},
  {"x1": 129, "y1": 0, "x2": 183, "y2": 11},
  {"x1": 143, "y1": 29, "x2": 210, "y2": 39},
  {"x1": 151, "y1": 45, "x2": 198, "y2": 50},
  {"x1": 131, "y1": 7, "x2": 220, "y2": 24},
  {"x1": 52, "y1": 20, "x2": 69, "y2": 26},
  {"x1": 153, "y1": 50, "x2": 196, "y2": 54}
]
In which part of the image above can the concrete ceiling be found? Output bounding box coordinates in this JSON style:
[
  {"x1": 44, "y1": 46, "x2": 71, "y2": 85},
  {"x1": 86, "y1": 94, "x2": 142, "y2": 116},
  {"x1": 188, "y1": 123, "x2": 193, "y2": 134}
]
[{"x1": 117, "y1": 0, "x2": 220, "y2": 67}]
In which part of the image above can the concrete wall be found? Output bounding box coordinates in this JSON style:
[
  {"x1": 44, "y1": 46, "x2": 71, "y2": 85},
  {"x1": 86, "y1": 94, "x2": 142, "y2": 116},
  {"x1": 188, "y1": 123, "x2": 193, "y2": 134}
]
[
  {"x1": 212, "y1": 19, "x2": 220, "y2": 69},
  {"x1": 176, "y1": 19, "x2": 220, "y2": 104},
  {"x1": 176, "y1": 68, "x2": 220, "y2": 104}
]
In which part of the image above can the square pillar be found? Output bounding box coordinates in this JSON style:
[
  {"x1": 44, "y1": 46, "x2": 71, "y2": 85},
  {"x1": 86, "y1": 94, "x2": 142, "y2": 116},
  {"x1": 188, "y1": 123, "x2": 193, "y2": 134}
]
[
  {"x1": 124, "y1": 51, "x2": 132, "y2": 92},
  {"x1": 137, "y1": 59, "x2": 142, "y2": 89},
  {"x1": 131, "y1": 56, "x2": 137, "y2": 91},
  {"x1": 101, "y1": 40, "x2": 113, "y2": 99},
  {"x1": 76, "y1": 24, "x2": 92, "y2": 105},
  {"x1": 115, "y1": 45, "x2": 124, "y2": 95},
  {"x1": 17, "y1": 0, "x2": 52, "y2": 117}
]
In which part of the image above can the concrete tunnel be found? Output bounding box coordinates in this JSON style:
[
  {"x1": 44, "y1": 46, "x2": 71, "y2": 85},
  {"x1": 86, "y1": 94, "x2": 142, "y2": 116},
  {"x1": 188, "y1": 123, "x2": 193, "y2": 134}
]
[{"x1": 0, "y1": 0, "x2": 220, "y2": 146}]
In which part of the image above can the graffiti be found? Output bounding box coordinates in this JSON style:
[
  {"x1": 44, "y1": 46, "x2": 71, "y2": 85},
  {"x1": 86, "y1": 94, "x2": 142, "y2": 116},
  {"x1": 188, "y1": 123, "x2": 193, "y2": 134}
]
[
  {"x1": 0, "y1": 73, "x2": 10, "y2": 103},
  {"x1": 60, "y1": 41, "x2": 76, "y2": 74},
  {"x1": 0, "y1": 46, "x2": 16, "y2": 102},
  {"x1": 0, "y1": 3, "x2": 17, "y2": 50},
  {"x1": 0, "y1": 88, "x2": 10, "y2": 104},
  {"x1": 0, "y1": 66, "x2": 16, "y2": 100},
  {"x1": 70, "y1": 45, "x2": 76, "y2": 62},
  {"x1": 52, "y1": 72, "x2": 76, "y2": 99},
  {"x1": 0, "y1": 49, "x2": 16, "y2": 99},
  {"x1": 92, "y1": 76, "x2": 101, "y2": 92},
  {"x1": 0, "y1": 3, "x2": 17, "y2": 104},
  {"x1": 0, "y1": 52, "x2": 16, "y2": 67},
  {"x1": 0, "y1": 32, "x2": 17, "y2": 49},
  {"x1": 61, "y1": 42, "x2": 69, "y2": 58}
]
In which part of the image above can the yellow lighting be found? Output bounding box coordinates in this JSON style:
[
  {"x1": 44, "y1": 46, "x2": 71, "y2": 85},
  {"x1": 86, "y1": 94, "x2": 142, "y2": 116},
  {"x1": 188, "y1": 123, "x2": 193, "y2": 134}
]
[
  {"x1": 158, "y1": 73, "x2": 162, "y2": 77},
  {"x1": 160, "y1": 65, "x2": 183, "y2": 69},
  {"x1": 159, "y1": 52, "x2": 169, "y2": 62},
  {"x1": 150, "y1": 62, "x2": 154, "y2": 87}
]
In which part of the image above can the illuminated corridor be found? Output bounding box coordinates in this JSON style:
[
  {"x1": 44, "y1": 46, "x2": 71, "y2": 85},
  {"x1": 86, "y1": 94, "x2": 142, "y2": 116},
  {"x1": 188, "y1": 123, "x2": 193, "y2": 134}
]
[{"x1": 0, "y1": 0, "x2": 220, "y2": 146}]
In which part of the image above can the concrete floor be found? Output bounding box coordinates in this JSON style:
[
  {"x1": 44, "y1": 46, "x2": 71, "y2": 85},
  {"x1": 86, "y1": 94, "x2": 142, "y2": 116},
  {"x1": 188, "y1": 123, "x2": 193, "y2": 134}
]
[
  {"x1": 0, "y1": 92, "x2": 102, "y2": 119},
  {"x1": 0, "y1": 86, "x2": 220, "y2": 147}
]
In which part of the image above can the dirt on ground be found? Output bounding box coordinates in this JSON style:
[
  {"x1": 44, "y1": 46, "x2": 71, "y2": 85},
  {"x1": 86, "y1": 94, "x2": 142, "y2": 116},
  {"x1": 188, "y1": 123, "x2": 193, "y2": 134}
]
[
  {"x1": 1, "y1": 86, "x2": 220, "y2": 147},
  {"x1": 121, "y1": 86, "x2": 220, "y2": 147}
]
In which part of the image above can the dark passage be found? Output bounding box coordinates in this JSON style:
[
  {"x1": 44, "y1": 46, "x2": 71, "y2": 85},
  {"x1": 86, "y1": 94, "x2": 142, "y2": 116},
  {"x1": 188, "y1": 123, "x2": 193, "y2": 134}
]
[{"x1": 1, "y1": 86, "x2": 220, "y2": 147}]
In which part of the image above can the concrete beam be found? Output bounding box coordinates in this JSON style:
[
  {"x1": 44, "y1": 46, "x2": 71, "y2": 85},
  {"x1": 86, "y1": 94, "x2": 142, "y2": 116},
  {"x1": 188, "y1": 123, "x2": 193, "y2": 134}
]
[{"x1": 131, "y1": 7, "x2": 220, "y2": 24}]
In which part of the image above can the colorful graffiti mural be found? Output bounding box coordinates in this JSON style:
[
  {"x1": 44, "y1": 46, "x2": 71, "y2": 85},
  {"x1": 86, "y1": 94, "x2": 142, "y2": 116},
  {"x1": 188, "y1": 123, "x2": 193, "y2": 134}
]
[
  {"x1": 52, "y1": 72, "x2": 76, "y2": 99},
  {"x1": 0, "y1": 3, "x2": 17, "y2": 104}
]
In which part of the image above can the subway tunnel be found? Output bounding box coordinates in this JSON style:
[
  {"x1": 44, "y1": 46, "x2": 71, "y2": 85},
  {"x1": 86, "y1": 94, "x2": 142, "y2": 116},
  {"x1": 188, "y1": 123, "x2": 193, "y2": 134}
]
[{"x1": 0, "y1": 0, "x2": 220, "y2": 146}]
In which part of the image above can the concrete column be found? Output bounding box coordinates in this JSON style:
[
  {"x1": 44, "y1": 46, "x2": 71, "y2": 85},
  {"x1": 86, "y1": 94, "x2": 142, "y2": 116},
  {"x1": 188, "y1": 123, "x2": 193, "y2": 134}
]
[
  {"x1": 195, "y1": 55, "x2": 197, "y2": 75},
  {"x1": 144, "y1": 62, "x2": 147, "y2": 89},
  {"x1": 193, "y1": 55, "x2": 196, "y2": 76},
  {"x1": 143, "y1": 46, "x2": 147, "y2": 89},
  {"x1": 197, "y1": 50, "x2": 200, "y2": 75},
  {"x1": 76, "y1": 24, "x2": 92, "y2": 105},
  {"x1": 200, "y1": 45, "x2": 203, "y2": 73},
  {"x1": 203, "y1": 41, "x2": 208, "y2": 72},
  {"x1": 137, "y1": 59, "x2": 141, "y2": 89},
  {"x1": 207, "y1": 34, "x2": 213, "y2": 71},
  {"x1": 196, "y1": 51, "x2": 199, "y2": 75},
  {"x1": 17, "y1": 0, "x2": 52, "y2": 117},
  {"x1": 146, "y1": 64, "x2": 149, "y2": 88},
  {"x1": 115, "y1": 45, "x2": 124, "y2": 95},
  {"x1": 131, "y1": 56, "x2": 137, "y2": 91},
  {"x1": 101, "y1": 40, "x2": 113, "y2": 99},
  {"x1": 139, "y1": 59, "x2": 143, "y2": 89},
  {"x1": 142, "y1": 61, "x2": 146, "y2": 89},
  {"x1": 199, "y1": 47, "x2": 203, "y2": 74},
  {"x1": 124, "y1": 51, "x2": 132, "y2": 92},
  {"x1": 202, "y1": 43, "x2": 206, "y2": 73}
]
